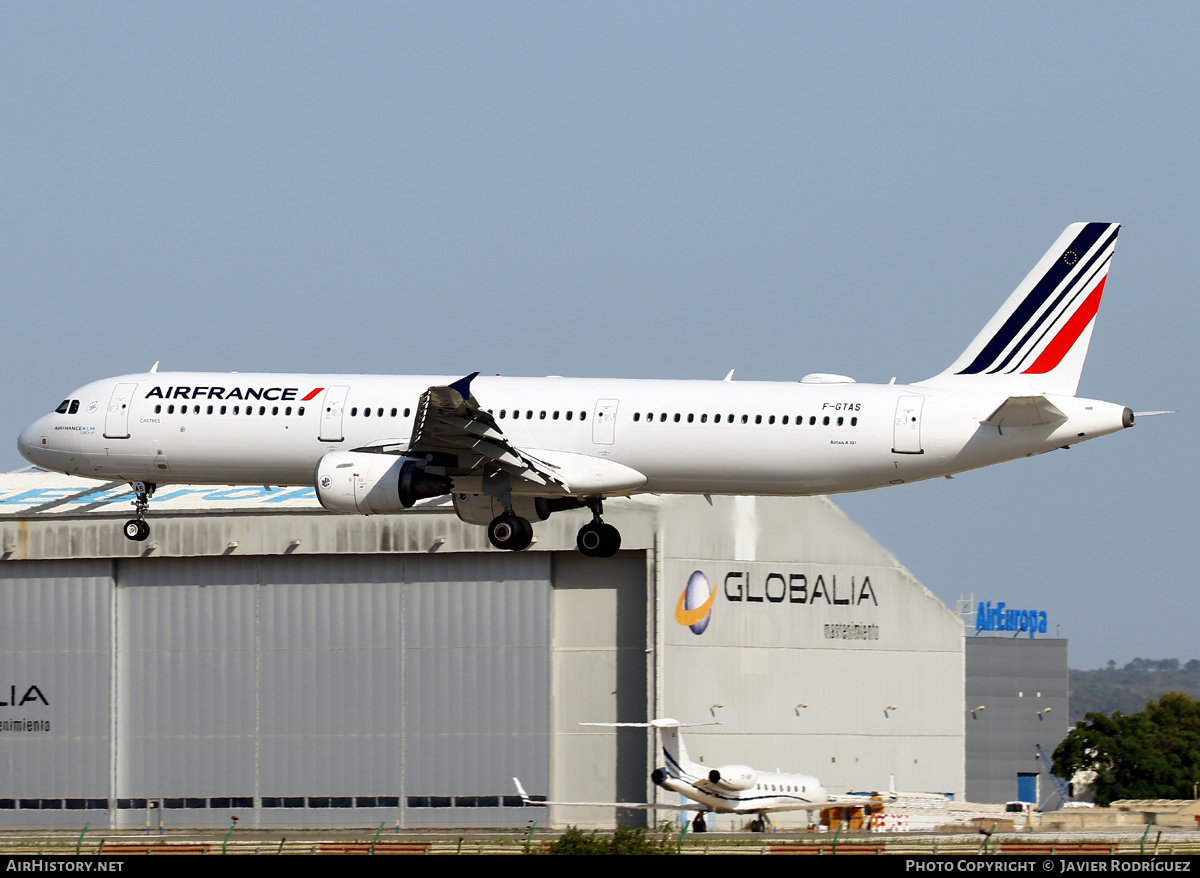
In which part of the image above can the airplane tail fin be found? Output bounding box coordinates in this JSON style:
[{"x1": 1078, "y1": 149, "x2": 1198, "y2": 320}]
[
  {"x1": 581, "y1": 718, "x2": 715, "y2": 779},
  {"x1": 921, "y1": 223, "x2": 1120, "y2": 396}
]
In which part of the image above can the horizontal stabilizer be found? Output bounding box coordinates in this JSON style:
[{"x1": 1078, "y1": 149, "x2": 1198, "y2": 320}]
[{"x1": 982, "y1": 396, "x2": 1067, "y2": 429}]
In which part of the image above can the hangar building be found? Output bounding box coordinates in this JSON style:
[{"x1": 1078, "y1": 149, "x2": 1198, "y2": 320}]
[{"x1": 0, "y1": 473, "x2": 963, "y2": 829}]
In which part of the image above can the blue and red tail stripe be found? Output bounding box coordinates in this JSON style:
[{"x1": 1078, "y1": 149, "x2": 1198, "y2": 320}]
[{"x1": 957, "y1": 222, "x2": 1118, "y2": 376}]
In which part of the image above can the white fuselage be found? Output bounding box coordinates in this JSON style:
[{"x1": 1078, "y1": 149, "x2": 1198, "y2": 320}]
[
  {"x1": 18, "y1": 371, "x2": 1131, "y2": 498},
  {"x1": 658, "y1": 769, "x2": 829, "y2": 815}
]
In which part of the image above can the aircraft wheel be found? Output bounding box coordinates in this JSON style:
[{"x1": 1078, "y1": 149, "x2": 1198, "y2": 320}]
[
  {"x1": 488, "y1": 513, "x2": 533, "y2": 551},
  {"x1": 576, "y1": 522, "x2": 621, "y2": 557},
  {"x1": 124, "y1": 519, "x2": 150, "y2": 542},
  {"x1": 692, "y1": 813, "x2": 707, "y2": 833},
  {"x1": 750, "y1": 817, "x2": 765, "y2": 833}
]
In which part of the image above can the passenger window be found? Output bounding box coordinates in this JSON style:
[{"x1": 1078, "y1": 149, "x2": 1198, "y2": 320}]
[
  {"x1": 155, "y1": 405, "x2": 162, "y2": 414},
  {"x1": 755, "y1": 415, "x2": 762, "y2": 424},
  {"x1": 513, "y1": 410, "x2": 520, "y2": 419},
  {"x1": 633, "y1": 413, "x2": 640, "y2": 422},
  {"x1": 809, "y1": 416, "x2": 816, "y2": 425},
  {"x1": 404, "y1": 408, "x2": 410, "y2": 417},
  {"x1": 659, "y1": 413, "x2": 667, "y2": 422},
  {"x1": 259, "y1": 406, "x2": 266, "y2": 415},
  {"x1": 782, "y1": 416, "x2": 788, "y2": 424},
  {"x1": 351, "y1": 407, "x2": 358, "y2": 417},
  {"x1": 286, "y1": 406, "x2": 292, "y2": 415},
  {"x1": 298, "y1": 407, "x2": 305, "y2": 416},
  {"x1": 741, "y1": 415, "x2": 748, "y2": 424},
  {"x1": 673, "y1": 413, "x2": 680, "y2": 423},
  {"x1": 823, "y1": 416, "x2": 830, "y2": 425},
  {"x1": 377, "y1": 408, "x2": 383, "y2": 417},
  {"x1": 272, "y1": 406, "x2": 279, "y2": 415},
  {"x1": 540, "y1": 411, "x2": 546, "y2": 419},
  {"x1": 687, "y1": 413, "x2": 694, "y2": 423},
  {"x1": 700, "y1": 414, "x2": 707, "y2": 423},
  {"x1": 390, "y1": 408, "x2": 397, "y2": 417},
  {"x1": 566, "y1": 410, "x2": 573, "y2": 420},
  {"x1": 851, "y1": 416, "x2": 858, "y2": 426},
  {"x1": 768, "y1": 415, "x2": 775, "y2": 424},
  {"x1": 220, "y1": 406, "x2": 227, "y2": 415},
  {"x1": 837, "y1": 416, "x2": 843, "y2": 426},
  {"x1": 526, "y1": 410, "x2": 533, "y2": 419},
  {"x1": 207, "y1": 405, "x2": 214, "y2": 415},
  {"x1": 553, "y1": 411, "x2": 559, "y2": 419}
]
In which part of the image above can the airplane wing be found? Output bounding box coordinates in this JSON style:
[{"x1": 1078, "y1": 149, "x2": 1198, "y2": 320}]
[
  {"x1": 408, "y1": 373, "x2": 569, "y2": 490},
  {"x1": 512, "y1": 778, "x2": 705, "y2": 813}
]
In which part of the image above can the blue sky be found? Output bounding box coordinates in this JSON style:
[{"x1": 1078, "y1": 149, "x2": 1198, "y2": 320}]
[{"x1": 2, "y1": 3, "x2": 1194, "y2": 668}]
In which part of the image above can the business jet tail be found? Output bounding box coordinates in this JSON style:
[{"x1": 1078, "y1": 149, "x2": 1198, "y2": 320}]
[{"x1": 922, "y1": 222, "x2": 1120, "y2": 397}]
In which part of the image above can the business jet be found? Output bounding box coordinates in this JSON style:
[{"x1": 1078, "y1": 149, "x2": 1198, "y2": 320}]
[
  {"x1": 19, "y1": 222, "x2": 1141, "y2": 556},
  {"x1": 515, "y1": 718, "x2": 869, "y2": 832}
]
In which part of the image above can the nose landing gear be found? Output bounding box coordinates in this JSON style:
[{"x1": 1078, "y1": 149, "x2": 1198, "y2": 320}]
[{"x1": 122, "y1": 482, "x2": 155, "y2": 542}]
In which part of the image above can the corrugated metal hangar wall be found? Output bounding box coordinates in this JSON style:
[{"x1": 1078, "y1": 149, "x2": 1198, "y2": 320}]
[{"x1": 0, "y1": 475, "x2": 964, "y2": 829}]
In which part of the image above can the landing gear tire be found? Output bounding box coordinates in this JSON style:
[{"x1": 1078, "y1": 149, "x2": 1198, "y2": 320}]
[
  {"x1": 487, "y1": 512, "x2": 533, "y2": 552},
  {"x1": 692, "y1": 813, "x2": 708, "y2": 833},
  {"x1": 124, "y1": 519, "x2": 150, "y2": 542},
  {"x1": 576, "y1": 521, "x2": 621, "y2": 557}
]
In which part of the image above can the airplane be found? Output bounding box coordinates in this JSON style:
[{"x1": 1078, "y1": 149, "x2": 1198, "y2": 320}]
[
  {"x1": 18, "y1": 222, "x2": 1143, "y2": 557},
  {"x1": 514, "y1": 718, "x2": 885, "y2": 832}
]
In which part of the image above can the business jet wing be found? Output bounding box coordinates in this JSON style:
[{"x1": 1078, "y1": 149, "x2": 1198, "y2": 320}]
[
  {"x1": 512, "y1": 778, "x2": 705, "y2": 813},
  {"x1": 408, "y1": 373, "x2": 568, "y2": 490}
]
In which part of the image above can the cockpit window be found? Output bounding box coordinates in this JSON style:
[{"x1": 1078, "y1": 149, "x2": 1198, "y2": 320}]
[
  {"x1": 68, "y1": 400, "x2": 79, "y2": 415},
  {"x1": 55, "y1": 400, "x2": 71, "y2": 414}
]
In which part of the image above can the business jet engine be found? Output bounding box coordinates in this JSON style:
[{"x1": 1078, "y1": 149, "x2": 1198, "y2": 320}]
[
  {"x1": 315, "y1": 451, "x2": 451, "y2": 515},
  {"x1": 705, "y1": 765, "x2": 757, "y2": 791}
]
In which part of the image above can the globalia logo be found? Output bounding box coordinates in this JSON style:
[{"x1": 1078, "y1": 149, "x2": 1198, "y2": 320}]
[{"x1": 675, "y1": 571, "x2": 716, "y2": 635}]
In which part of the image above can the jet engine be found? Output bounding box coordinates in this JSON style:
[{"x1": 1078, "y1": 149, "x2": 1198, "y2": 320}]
[
  {"x1": 315, "y1": 451, "x2": 451, "y2": 515},
  {"x1": 705, "y1": 765, "x2": 757, "y2": 791}
]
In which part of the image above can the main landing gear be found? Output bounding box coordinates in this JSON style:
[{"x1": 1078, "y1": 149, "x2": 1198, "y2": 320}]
[
  {"x1": 484, "y1": 496, "x2": 623, "y2": 557},
  {"x1": 692, "y1": 813, "x2": 709, "y2": 833},
  {"x1": 122, "y1": 481, "x2": 155, "y2": 542},
  {"x1": 576, "y1": 497, "x2": 621, "y2": 558},
  {"x1": 487, "y1": 509, "x2": 534, "y2": 552}
]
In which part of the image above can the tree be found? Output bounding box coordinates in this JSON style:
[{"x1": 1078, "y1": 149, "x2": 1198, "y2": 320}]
[{"x1": 1053, "y1": 692, "x2": 1200, "y2": 806}]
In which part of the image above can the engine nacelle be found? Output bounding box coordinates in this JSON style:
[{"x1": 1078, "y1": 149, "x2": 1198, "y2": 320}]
[
  {"x1": 315, "y1": 451, "x2": 451, "y2": 515},
  {"x1": 706, "y1": 765, "x2": 757, "y2": 791}
]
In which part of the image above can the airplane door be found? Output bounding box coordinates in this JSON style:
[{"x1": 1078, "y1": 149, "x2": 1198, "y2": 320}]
[
  {"x1": 592, "y1": 399, "x2": 619, "y2": 445},
  {"x1": 892, "y1": 395, "x2": 925, "y2": 454},
  {"x1": 103, "y1": 382, "x2": 138, "y2": 439},
  {"x1": 319, "y1": 386, "x2": 350, "y2": 442}
]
